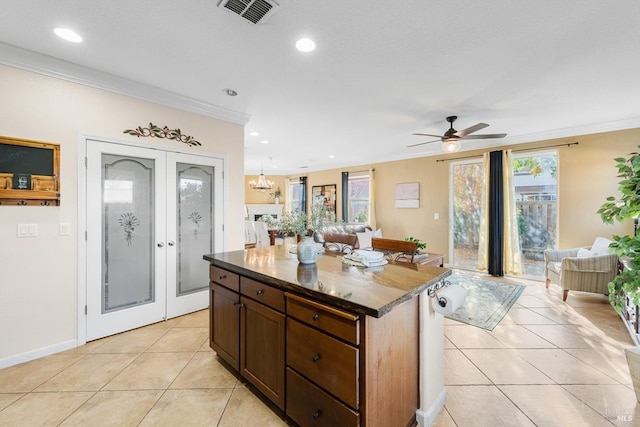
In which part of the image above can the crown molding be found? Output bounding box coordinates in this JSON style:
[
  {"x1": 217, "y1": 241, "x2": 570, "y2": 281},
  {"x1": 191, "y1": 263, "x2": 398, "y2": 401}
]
[{"x1": 0, "y1": 42, "x2": 250, "y2": 126}]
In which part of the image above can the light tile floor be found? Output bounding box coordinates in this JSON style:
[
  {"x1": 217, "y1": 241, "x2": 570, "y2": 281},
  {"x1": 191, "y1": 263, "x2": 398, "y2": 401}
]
[
  {"x1": 0, "y1": 274, "x2": 637, "y2": 426},
  {"x1": 434, "y1": 274, "x2": 639, "y2": 427}
]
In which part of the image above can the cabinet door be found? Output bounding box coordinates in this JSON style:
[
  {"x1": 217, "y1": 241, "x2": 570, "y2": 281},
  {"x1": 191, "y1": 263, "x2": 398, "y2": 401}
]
[
  {"x1": 240, "y1": 296, "x2": 285, "y2": 410},
  {"x1": 210, "y1": 283, "x2": 240, "y2": 370}
]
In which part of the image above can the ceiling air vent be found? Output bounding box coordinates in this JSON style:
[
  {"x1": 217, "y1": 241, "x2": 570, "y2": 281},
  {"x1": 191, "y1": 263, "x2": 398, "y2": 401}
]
[{"x1": 218, "y1": 0, "x2": 279, "y2": 24}]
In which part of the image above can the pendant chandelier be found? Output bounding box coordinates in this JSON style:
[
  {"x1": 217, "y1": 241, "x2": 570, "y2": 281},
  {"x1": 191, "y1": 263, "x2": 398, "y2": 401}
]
[{"x1": 249, "y1": 165, "x2": 275, "y2": 192}]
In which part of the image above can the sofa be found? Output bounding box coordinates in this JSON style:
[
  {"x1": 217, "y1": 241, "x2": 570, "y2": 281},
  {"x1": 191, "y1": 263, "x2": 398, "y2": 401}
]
[{"x1": 314, "y1": 223, "x2": 377, "y2": 250}]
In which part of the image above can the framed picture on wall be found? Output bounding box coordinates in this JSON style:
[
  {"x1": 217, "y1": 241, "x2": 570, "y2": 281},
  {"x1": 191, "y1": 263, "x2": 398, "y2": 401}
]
[{"x1": 312, "y1": 184, "x2": 337, "y2": 218}]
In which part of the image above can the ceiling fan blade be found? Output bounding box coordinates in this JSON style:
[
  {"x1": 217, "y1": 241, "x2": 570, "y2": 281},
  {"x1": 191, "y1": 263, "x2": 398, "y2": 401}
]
[
  {"x1": 407, "y1": 139, "x2": 441, "y2": 148},
  {"x1": 412, "y1": 132, "x2": 444, "y2": 139},
  {"x1": 460, "y1": 133, "x2": 507, "y2": 140},
  {"x1": 455, "y1": 123, "x2": 489, "y2": 137}
]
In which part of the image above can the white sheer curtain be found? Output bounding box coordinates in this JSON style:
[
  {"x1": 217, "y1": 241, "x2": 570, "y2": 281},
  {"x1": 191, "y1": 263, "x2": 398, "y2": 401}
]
[
  {"x1": 368, "y1": 169, "x2": 377, "y2": 229},
  {"x1": 503, "y1": 150, "x2": 523, "y2": 275},
  {"x1": 477, "y1": 152, "x2": 490, "y2": 271},
  {"x1": 284, "y1": 178, "x2": 291, "y2": 211}
]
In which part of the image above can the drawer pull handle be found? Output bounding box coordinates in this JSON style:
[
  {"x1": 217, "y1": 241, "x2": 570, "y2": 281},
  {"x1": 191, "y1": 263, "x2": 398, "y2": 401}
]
[
  {"x1": 311, "y1": 354, "x2": 320, "y2": 362},
  {"x1": 312, "y1": 314, "x2": 319, "y2": 321},
  {"x1": 312, "y1": 410, "x2": 321, "y2": 420},
  {"x1": 256, "y1": 289, "x2": 264, "y2": 295},
  {"x1": 219, "y1": 275, "x2": 226, "y2": 280},
  {"x1": 233, "y1": 302, "x2": 244, "y2": 309}
]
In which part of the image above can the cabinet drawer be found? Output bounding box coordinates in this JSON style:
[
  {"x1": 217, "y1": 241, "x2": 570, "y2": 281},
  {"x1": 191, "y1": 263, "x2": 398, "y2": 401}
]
[
  {"x1": 287, "y1": 318, "x2": 359, "y2": 409},
  {"x1": 210, "y1": 266, "x2": 239, "y2": 292},
  {"x1": 287, "y1": 368, "x2": 359, "y2": 427},
  {"x1": 241, "y1": 277, "x2": 285, "y2": 312},
  {"x1": 286, "y1": 293, "x2": 359, "y2": 345}
]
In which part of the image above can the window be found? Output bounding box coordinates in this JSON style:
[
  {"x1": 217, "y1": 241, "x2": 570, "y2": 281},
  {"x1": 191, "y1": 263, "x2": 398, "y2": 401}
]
[
  {"x1": 347, "y1": 172, "x2": 369, "y2": 223},
  {"x1": 288, "y1": 177, "x2": 306, "y2": 213}
]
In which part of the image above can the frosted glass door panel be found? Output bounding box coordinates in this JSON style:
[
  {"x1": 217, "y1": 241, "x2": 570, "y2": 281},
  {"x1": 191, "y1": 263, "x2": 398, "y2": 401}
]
[
  {"x1": 102, "y1": 155, "x2": 155, "y2": 312},
  {"x1": 86, "y1": 140, "x2": 166, "y2": 341},
  {"x1": 177, "y1": 163, "x2": 213, "y2": 296},
  {"x1": 166, "y1": 152, "x2": 223, "y2": 319}
]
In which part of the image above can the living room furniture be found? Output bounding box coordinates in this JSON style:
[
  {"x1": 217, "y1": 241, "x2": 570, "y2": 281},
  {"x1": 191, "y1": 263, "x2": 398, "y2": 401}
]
[
  {"x1": 544, "y1": 237, "x2": 619, "y2": 301},
  {"x1": 314, "y1": 223, "x2": 372, "y2": 249},
  {"x1": 204, "y1": 245, "x2": 450, "y2": 427},
  {"x1": 371, "y1": 237, "x2": 420, "y2": 262},
  {"x1": 323, "y1": 232, "x2": 358, "y2": 253},
  {"x1": 409, "y1": 252, "x2": 445, "y2": 268}
]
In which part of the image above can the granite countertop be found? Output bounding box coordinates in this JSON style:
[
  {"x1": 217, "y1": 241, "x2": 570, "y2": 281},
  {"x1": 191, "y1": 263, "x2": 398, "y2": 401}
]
[{"x1": 203, "y1": 245, "x2": 451, "y2": 318}]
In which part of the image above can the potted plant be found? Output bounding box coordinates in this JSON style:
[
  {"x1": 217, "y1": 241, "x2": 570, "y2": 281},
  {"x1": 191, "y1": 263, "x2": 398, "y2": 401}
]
[
  {"x1": 278, "y1": 209, "x2": 308, "y2": 239},
  {"x1": 295, "y1": 202, "x2": 331, "y2": 264},
  {"x1": 404, "y1": 236, "x2": 427, "y2": 254},
  {"x1": 598, "y1": 146, "x2": 640, "y2": 401},
  {"x1": 597, "y1": 146, "x2": 640, "y2": 314},
  {"x1": 270, "y1": 187, "x2": 282, "y2": 204}
]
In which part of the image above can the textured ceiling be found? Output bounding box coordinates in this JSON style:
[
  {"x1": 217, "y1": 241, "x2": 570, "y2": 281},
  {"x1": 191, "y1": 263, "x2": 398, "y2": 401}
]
[{"x1": 0, "y1": 0, "x2": 639, "y2": 174}]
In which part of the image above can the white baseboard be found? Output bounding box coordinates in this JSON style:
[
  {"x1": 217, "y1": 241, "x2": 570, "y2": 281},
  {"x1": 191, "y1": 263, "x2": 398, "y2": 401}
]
[
  {"x1": 416, "y1": 388, "x2": 447, "y2": 427},
  {"x1": 0, "y1": 339, "x2": 78, "y2": 369}
]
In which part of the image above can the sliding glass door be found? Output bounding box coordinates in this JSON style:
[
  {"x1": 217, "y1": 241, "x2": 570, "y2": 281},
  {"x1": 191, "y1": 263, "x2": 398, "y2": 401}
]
[
  {"x1": 512, "y1": 151, "x2": 558, "y2": 278},
  {"x1": 450, "y1": 160, "x2": 484, "y2": 269},
  {"x1": 449, "y1": 151, "x2": 558, "y2": 278}
]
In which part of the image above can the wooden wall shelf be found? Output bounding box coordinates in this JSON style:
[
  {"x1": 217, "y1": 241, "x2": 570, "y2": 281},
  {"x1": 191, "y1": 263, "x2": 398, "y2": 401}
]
[{"x1": 0, "y1": 136, "x2": 60, "y2": 206}]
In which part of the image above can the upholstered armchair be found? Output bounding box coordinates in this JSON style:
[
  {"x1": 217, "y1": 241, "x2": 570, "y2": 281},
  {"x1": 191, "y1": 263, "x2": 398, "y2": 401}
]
[{"x1": 544, "y1": 237, "x2": 619, "y2": 301}]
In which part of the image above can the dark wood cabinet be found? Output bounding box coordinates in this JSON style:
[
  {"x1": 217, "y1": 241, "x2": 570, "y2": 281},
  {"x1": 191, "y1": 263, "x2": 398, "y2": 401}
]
[
  {"x1": 207, "y1": 255, "x2": 426, "y2": 427},
  {"x1": 209, "y1": 267, "x2": 286, "y2": 410},
  {"x1": 210, "y1": 282, "x2": 240, "y2": 370},
  {"x1": 240, "y1": 296, "x2": 285, "y2": 409}
]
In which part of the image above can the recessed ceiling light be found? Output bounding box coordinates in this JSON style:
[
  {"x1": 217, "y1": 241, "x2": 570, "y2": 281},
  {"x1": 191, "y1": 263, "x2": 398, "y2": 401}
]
[
  {"x1": 272, "y1": 165, "x2": 278, "y2": 169},
  {"x1": 54, "y1": 28, "x2": 82, "y2": 43},
  {"x1": 249, "y1": 131, "x2": 259, "y2": 136},
  {"x1": 329, "y1": 155, "x2": 335, "y2": 159},
  {"x1": 260, "y1": 140, "x2": 269, "y2": 144},
  {"x1": 223, "y1": 88, "x2": 238, "y2": 96},
  {"x1": 296, "y1": 38, "x2": 316, "y2": 53}
]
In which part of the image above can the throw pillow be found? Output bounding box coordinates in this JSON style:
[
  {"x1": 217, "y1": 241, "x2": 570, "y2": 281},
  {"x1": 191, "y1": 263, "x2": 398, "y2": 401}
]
[
  {"x1": 577, "y1": 247, "x2": 595, "y2": 258},
  {"x1": 373, "y1": 228, "x2": 382, "y2": 238},
  {"x1": 356, "y1": 229, "x2": 374, "y2": 250},
  {"x1": 590, "y1": 237, "x2": 613, "y2": 255}
]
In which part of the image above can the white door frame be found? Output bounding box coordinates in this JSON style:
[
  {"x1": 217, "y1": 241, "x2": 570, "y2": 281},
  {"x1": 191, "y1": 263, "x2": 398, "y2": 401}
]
[{"x1": 77, "y1": 134, "x2": 227, "y2": 345}]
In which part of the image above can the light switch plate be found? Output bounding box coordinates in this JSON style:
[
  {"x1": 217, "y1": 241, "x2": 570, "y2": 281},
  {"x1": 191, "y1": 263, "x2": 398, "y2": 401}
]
[
  {"x1": 17, "y1": 224, "x2": 28, "y2": 237},
  {"x1": 18, "y1": 224, "x2": 37, "y2": 237},
  {"x1": 434, "y1": 213, "x2": 440, "y2": 220},
  {"x1": 60, "y1": 223, "x2": 71, "y2": 235}
]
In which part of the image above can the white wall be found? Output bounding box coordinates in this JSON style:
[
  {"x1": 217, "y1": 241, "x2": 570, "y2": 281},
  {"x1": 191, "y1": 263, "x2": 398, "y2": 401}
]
[{"x1": 0, "y1": 65, "x2": 245, "y2": 366}]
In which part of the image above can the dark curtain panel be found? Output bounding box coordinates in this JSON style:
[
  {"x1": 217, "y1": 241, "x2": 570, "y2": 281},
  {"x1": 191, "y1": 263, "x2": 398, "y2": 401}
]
[
  {"x1": 341, "y1": 172, "x2": 349, "y2": 222},
  {"x1": 488, "y1": 150, "x2": 504, "y2": 276},
  {"x1": 300, "y1": 176, "x2": 307, "y2": 213}
]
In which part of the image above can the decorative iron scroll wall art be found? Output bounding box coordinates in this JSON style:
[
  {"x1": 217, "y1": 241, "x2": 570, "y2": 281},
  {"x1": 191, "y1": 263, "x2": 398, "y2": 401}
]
[{"x1": 124, "y1": 123, "x2": 202, "y2": 147}]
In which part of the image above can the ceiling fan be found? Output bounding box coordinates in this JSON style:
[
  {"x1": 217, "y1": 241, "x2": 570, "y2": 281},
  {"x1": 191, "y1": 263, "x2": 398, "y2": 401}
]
[{"x1": 408, "y1": 115, "x2": 506, "y2": 153}]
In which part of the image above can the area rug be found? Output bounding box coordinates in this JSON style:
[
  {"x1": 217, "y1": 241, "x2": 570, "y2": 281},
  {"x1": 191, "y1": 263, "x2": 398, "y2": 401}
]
[{"x1": 443, "y1": 271, "x2": 525, "y2": 330}]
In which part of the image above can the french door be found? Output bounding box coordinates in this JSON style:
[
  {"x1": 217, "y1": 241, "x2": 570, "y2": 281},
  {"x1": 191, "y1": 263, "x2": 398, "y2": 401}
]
[{"x1": 85, "y1": 139, "x2": 223, "y2": 341}]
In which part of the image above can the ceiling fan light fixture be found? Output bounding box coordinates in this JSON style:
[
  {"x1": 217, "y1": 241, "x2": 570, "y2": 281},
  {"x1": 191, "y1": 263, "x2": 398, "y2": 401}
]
[
  {"x1": 442, "y1": 139, "x2": 461, "y2": 153},
  {"x1": 249, "y1": 165, "x2": 275, "y2": 192}
]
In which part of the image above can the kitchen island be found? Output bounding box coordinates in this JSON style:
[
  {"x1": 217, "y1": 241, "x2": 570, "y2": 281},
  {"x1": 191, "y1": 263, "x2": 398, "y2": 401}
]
[{"x1": 203, "y1": 245, "x2": 450, "y2": 427}]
